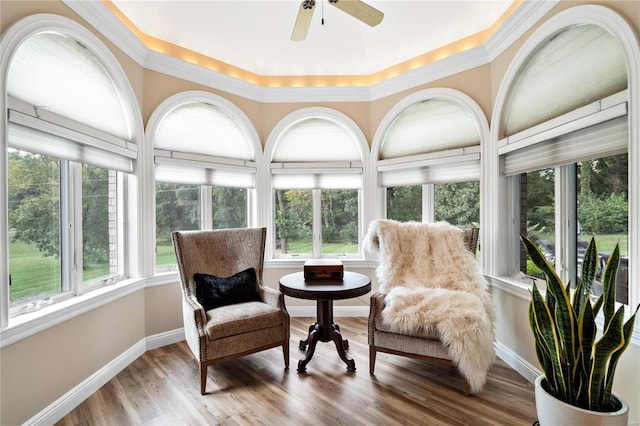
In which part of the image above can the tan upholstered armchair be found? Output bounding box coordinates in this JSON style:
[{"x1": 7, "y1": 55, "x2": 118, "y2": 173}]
[
  {"x1": 365, "y1": 220, "x2": 494, "y2": 395},
  {"x1": 172, "y1": 227, "x2": 290, "y2": 394}
]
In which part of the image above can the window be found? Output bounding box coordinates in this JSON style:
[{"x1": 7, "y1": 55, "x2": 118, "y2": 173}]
[
  {"x1": 82, "y1": 164, "x2": 119, "y2": 285},
  {"x1": 8, "y1": 150, "x2": 62, "y2": 308},
  {"x1": 267, "y1": 110, "x2": 366, "y2": 259},
  {"x1": 496, "y1": 22, "x2": 632, "y2": 306},
  {"x1": 376, "y1": 92, "x2": 483, "y2": 231},
  {"x1": 7, "y1": 121, "x2": 128, "y2": 316},
  {"x1": 149, "y1": 94, "x2": 258, "y2": 270},
  {"x1": 274, "y1": 189, "x2": 312, "y2": 256},
  {"x1": 519, "y1": 168, "x2": 555, "y2": 279},
  {"x1": 434, "y1": 181, "x2": 480, "y2": 228},
  {"x1": 155, "y1": 183, "x2": 201, "y2": 268},
  {"x1": 386, "y1": 186, "x2": 422, "y2": 222},
  {"x1": 155, "y1": 184, "x2": 248, "y2": 268},
  {"x1": 3, "y1": 25, "x2": 137, "y2": 318}
]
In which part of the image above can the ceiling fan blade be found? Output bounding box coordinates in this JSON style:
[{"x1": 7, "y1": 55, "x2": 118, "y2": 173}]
[
  {"x1": 330, "y1": 0, "x2": 384, "y2": 27},
  {"x1": 291, "y1": 0, "x2": 316, "y2": 41}
]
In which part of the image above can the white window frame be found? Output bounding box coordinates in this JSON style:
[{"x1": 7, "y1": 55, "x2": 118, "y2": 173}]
[
  {"x1": 264, "y1": 108, "x2": 370, "y2": 261},
  {"x1": 153, "y1": 183, "x2": 253, "y2": 272},
  {"x1": 485, "y1": 6, "x2": 639, "y2": 331},
  {"x1": 0, "y1": 14, "x2": 144, "y2": 329},
  {"x1": 371, "y1": 88, "x2": 488, "y2": 226},
  {"x1": 147, "y1": 91, "x2": 262, "y2": 271}
]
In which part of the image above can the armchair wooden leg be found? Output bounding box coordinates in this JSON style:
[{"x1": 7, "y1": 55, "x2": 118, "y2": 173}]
[
  {"x1": 283, "y1": 340, "x2": 290, "y2": 368},
  {"x1": 369, "y1": 346, "x2": 377, "y2": 375},
  {"x1": 463, "y1": 379, "x2": 471, "y2": 396},
  {"x1": 200, "y1": 363, "x2": 207, "y2": 395}
]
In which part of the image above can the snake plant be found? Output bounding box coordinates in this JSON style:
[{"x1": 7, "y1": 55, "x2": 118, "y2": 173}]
[{"x1": 522, "y1": 235, "x2": 638, "y2": 411}]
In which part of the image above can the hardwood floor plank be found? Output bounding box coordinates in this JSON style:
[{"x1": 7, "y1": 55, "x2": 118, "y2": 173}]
[{"x1": 56, "y1": 318, "x2": 536, "y2": 425}]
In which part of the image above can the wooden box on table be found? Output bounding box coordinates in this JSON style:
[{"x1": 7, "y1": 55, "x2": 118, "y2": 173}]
[{"x1": 303, "y1": 259, "x2": 343, "y2": 281}]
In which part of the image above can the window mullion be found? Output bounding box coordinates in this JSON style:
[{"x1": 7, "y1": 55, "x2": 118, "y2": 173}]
[
  {"x1": 555, "y1": 164, "x2": 577, "y2": 286},
  {"x1": 58, "y1": 161, "x2": 79, "y2": 295},
  {"x1": 69, "y1": 162, "x2": 83, "y2": 293},
  {"x1": 422, "y1": 183, "x2": 435, "y2": 222},
  {"x1": 246, "y1": 188, "x2": 255, "y2": 228},
  {"x1": 201, "y1": 186, "x2": 212, "y2": 229},
  {"x1": 312, "y1": 189, "x2": 321, "y2": 258}
]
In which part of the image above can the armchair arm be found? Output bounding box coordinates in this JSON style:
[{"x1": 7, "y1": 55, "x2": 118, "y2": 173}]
[
  {"x1": 369, "y1": 291, "x2": 386, "y2": 316},
  {"x1": 184, "y1": 291, "x2": 207, "y2": 325},
  {"x1": 259, "y1": 284, "x2": 286, "y2": 311},
  {"x1": 368, "y1": 291, "x2": 386, "y2": 345},
  {"x1": 182, "y1": 280, "x2": 209, "y2": 360}
]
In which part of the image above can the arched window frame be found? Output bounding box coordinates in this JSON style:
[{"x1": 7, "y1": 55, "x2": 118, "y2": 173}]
[
  {"x1": 0, "y1": 14, "x2": 144, "y2": 329},
  {"x1": 486, "y1": 5, "x2": 639, "y2": 324},
  {"x1": 371, "y1": 88, "x2": 489, "y2": 225},
  {"x1": 263, "y1": 107, "x2": 370, "y2": 262},
  {"x1": 146, "y1": 91, "x2": 262, "y2": 271}
]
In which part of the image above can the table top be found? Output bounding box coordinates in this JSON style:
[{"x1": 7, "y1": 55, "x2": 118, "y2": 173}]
[{"x1": 279, "y1": 271, "x2": 371, "y2": 301}]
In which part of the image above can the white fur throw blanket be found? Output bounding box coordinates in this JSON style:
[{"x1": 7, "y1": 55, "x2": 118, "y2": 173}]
[{"x1": 364, "y1": 219, "x2": 495, "y2": 393}]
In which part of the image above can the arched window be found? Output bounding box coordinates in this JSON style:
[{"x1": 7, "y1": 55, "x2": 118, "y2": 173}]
[
  {"x1": 266, "y1": 109, "x2": 367, "y2": 259},
  {"x1": 2, "y1": 15, "x2": 141, "y2": 319},
  {"x1": 148, "y1": 92, "x2": 259, "y2": 270},
  {"x1": 490, "y1": 6, "x2": 636, "y2": 308},
  {"x1": 374, "y1": 89, "x2": 485, "y2": 231}
]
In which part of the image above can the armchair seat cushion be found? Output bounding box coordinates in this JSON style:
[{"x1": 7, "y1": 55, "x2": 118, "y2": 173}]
[
  {"x1": 375, "y1": 316, "x2": 440, "y2": 340},
  {"x1": 374, "y1": 330, "x2": 452, "y2": 360},
  {"x1": 205, "y1": 301, "x2": 286, "y2": 340}
]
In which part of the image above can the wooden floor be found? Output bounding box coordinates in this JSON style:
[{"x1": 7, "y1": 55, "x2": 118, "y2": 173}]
[{"x1": 56, "y1": 318, "x2": 537, "y2": 426}]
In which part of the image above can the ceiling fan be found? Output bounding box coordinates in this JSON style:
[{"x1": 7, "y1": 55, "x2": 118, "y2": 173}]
[{"x1": 291, "y1": 0, "x2": 384, "y2": 41}]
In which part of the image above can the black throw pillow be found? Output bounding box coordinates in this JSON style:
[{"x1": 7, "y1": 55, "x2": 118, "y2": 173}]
[{"x1": 194, "y1": 267, "x2": 261, "y2": 311}]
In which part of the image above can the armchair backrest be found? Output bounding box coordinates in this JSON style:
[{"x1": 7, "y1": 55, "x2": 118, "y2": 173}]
[
  {"x1": 462, "y1": 227, "x2": 479, "y2": 256},
  {"x1": 364, "y1": 220, "x2": 482, "y2": 294},
  {"x1": 171, "y1": 227, "x2": 266, "y2": 298}
]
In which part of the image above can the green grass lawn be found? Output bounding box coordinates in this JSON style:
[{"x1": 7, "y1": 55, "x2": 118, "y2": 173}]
[
  {"x1": 8, "y1": 240, "x2": 60, "y2": 302},
  {"x1": 12, "y1": 234, "x2": 627, "y2": 303},
  {"x1": 9, "y1": 240, "x2": 109, "y2": 303},
  {"x1": 157, "y1": 245, "x2": 178, "y2": 267},
  {"x1": 156, "y1": 239, "x2": 359, "y2": 266},
  {"x1": 276, "y1": 240, "x2": 358, "y2": 255}
]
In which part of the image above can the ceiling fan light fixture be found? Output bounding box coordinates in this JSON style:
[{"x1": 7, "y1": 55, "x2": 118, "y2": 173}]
[{"x1": 291, "y1": 0, "x2": 384, "y2": 42}]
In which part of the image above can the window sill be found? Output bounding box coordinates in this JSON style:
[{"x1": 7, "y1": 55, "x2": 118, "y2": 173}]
[
  {"x1": 485, "y1": 274, "x2": 534, "y2": 300},
  {"x1": 486, "y1": 274, "x2": 639, "y2": 348},
  {"x1": 265, "y1": 258, "x2": 378, "y2": 269},
  {"x1": 0, "y1": 277, "x2": 146, "y2": 348}
]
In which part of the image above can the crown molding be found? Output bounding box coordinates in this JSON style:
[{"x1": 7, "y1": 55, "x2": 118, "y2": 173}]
[
  {"x1": 485, "y1": 0, "x2": 560, "y2": 61},
  {"x1": 62, "y1": 0, "x2": 148, "y2": 65},
  {"x1": 369, "y1": 45, "x2": 491, "y2": 101},
  {"x1": 144, "y1": 50, "x2": 262, "y2": 100},
  {"x1": 62, "y1": 0, "x2": 558, "y2": 103}
]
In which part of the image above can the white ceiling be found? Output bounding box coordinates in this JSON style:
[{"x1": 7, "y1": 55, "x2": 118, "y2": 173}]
[{"x1": 110, "y1": 0, "x2": 514, "y2": 76}]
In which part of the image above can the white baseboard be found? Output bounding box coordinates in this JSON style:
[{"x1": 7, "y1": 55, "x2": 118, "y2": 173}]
[
  {"x1": 26, "y1": 328, "x2": 185, "y2": 426},
  {"x1": 495, "y1": 340, "x2": 541, "y2": 384},
  {"x1": 146, "y1": 327, "x2": 185, "y2": 351},
  {"x1": 25, "y1": 339, "x2": 147, "y2": 426}
]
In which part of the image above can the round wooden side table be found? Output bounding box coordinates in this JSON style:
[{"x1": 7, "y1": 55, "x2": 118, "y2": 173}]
[{"x1": 279, "y1": 271, "x2": 371, "y2": 373}]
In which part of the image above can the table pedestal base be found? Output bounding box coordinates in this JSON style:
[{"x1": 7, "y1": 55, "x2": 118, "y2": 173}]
[{"x1": 297, "y1": 299, "x2": 355, "y2": 373}]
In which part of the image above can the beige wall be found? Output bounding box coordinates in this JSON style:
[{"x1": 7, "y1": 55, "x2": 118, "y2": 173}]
[
  {"x1": 1, "y1": 0, "x2": 639, "y2": 424},
  {"x1": 144, "y1": 284, "x2": 183, "y2": 337},
  {"x1": 0, "y1": 291, "x2": 146, "y2": 425}
]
